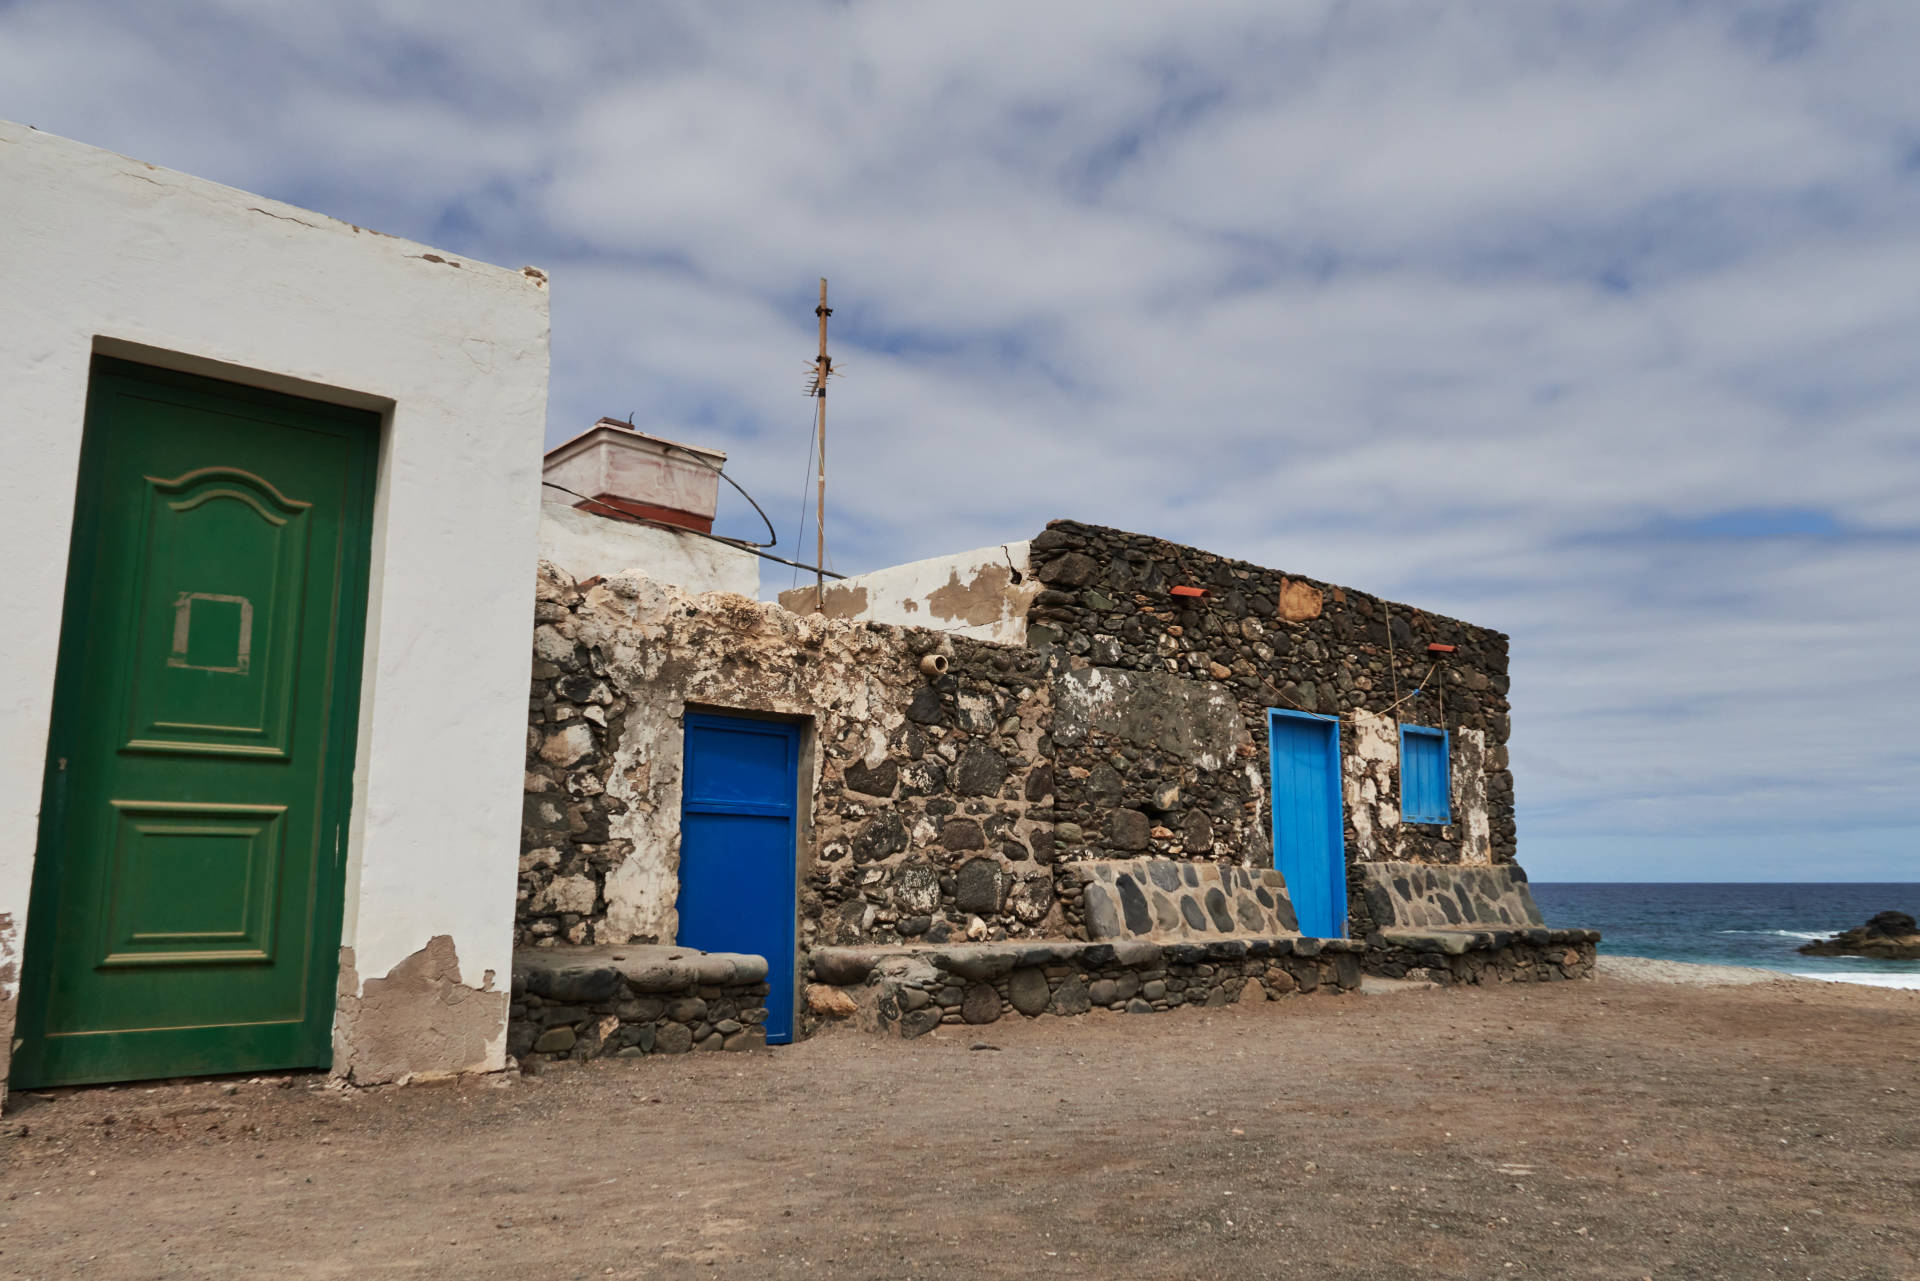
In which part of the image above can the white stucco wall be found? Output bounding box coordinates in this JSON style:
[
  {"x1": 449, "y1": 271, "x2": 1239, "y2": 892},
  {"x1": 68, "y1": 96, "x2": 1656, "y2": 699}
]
[
  {"x1": 0, "y1": 122, "x2": 550, "y2": 1083},
  {"x1": 537, "y1": 500, "x2": 759, "y2": 596},
  {"x1": 775, "y1": 541, "x2": 1038, "y2": 642},
  {"x1": 1343, "y1": 710, "x2": 1493, "y2": 866}
]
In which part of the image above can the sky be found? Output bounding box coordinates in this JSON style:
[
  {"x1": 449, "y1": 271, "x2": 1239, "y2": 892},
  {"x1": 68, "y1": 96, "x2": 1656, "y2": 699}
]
[{"x1": 3, "y1": 0, "x2": 1915, "y2": 882}]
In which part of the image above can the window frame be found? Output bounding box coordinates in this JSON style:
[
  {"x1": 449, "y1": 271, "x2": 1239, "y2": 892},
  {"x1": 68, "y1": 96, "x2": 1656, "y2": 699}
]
[{"x1": 1398, "y1": 724, "x2": 1451, "y2": 825}]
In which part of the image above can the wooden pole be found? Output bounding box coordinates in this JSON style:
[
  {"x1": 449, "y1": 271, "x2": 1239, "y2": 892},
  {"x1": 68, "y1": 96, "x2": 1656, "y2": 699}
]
[{"x1": 814, "y1": 277, "x2": 831, "y2": 611}]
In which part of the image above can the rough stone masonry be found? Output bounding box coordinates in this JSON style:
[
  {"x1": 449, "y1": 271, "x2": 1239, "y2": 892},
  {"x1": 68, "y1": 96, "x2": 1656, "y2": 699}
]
[
  {"x1": 520, "y1": 561, "x2": 1063, "y2": 954},
  {"x1": 517, "y1": 518, "x2": 1579, "y2": 1048}
]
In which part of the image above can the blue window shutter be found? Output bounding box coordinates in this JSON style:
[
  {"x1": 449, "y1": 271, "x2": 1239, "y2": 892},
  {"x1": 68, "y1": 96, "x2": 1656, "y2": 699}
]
[{"x1": 1399, "y1": 725, "x2": 1450, "y2": 824}]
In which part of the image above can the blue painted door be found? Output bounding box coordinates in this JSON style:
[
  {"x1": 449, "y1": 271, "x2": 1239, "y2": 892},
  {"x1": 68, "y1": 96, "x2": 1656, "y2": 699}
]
[
  {"x1": 1268, "y1": 710, "x2": 1347, "y2": 938},
  {"x1": 678, "y1": 711, "x2": 801, "y2": 1043}
]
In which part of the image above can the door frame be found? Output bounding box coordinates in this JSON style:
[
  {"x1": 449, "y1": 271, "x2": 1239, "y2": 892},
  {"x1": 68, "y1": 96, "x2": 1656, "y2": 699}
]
[
  {"x1": 1266, "y1": 707, "x2": 1348, "y2": 938},
  {"x1": 677, "y1": 707, "x2": 805, "y2": 1044},
  {"x1": 13, "y1": 356, "x2": 379, "y2": 1085}
]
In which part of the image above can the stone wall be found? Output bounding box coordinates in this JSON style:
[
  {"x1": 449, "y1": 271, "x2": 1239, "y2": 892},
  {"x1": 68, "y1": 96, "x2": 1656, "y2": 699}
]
[
  {"x1": 805, "y1": 935, "x2": 1364, "y2": 1039},
  {"x1": 521, "y1": 561, "x2": 1066, "y2": 952},
  {"x1": 1356, "y1": 861, "x2": 1544, "y2": 932},
  {"x1": 521, "y1": 513, "x2": 1533, "y2": 954},
  {"x1": 509, "y1": 945, "x2": 770, "y2": 1062},
  {"x1": 1364, "y1": 931, "x2": 1599, "y2": 986},
  {"x1": 1063, "y1": 858, "x2": 1299, "y2": 940},
  {"x1": 1023, "y1": 521, "x2": 1517, "y2": 937}
]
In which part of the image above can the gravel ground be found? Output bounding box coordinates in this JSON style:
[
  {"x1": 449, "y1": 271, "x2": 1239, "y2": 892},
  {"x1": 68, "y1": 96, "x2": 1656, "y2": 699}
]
[{"x1": 1, "y1": 967, "x2": 1914, "y2": 1280}]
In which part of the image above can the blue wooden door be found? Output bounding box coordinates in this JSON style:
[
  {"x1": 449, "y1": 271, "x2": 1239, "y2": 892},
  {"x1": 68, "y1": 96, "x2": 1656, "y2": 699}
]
[
  {"x1": 678, "y1": 712, "x2": 801, "y2": 1043},
  {"x1": 1268, "y1": 710, "x2": 1347, "y2": 937}
]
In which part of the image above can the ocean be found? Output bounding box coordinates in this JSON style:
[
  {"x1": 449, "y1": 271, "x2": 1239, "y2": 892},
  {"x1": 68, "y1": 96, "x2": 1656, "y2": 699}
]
[{"x1": 1528, "y1": 882, "x2": 1920, "y2": 990}]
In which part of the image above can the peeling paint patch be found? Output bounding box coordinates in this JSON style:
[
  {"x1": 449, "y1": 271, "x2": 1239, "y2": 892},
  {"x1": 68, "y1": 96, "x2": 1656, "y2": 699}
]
[
  {"x1": 331, "y1": 937, "x2": 507, "y2": 1085},
  {"x1": 926, "y1": 564, "x2": 1016, "y2": 627},
  {"x1": 1, "y1": 912, "x2": 19, "y2": 1107},
  {"x1": 0, "y1": 911, "x2": 18, "y2": 1002},
  {"x1": 775, "y1": 542, "x2": 1038, "y2": 643},
  {"x1": 801, "y1": 581, "x2": 869, "y2": 619}
]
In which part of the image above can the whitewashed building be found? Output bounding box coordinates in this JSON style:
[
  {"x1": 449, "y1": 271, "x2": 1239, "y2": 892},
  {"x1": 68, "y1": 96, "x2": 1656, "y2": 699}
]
[{"x1": 0, "y1": 122, "x2": 552, "y2": 1098}]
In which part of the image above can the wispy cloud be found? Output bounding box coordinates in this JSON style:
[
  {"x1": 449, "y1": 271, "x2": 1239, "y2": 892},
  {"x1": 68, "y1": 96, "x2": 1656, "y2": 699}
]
[{"x1": 4, "y1": 0, "x2": 1915, "y2": 879}]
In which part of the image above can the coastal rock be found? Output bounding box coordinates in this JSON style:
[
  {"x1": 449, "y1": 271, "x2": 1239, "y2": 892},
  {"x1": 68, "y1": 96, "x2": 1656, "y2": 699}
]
[{"x1": 1797, "y1": 911, "x2": 1920, "y2": 961}]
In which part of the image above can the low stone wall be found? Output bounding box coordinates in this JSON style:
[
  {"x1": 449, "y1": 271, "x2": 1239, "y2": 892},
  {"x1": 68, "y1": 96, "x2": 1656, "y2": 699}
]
[
  {"x1": 508, "y1": 945, "x2": 771, "y2": 1063},
  {"x1": 1064, "y1": 858, "x2": 1299, "y2": 940},
  {"x1": 1356, "y1": 861, "x2": 1544, "y2": 931},
  {"x1": 1365, "y1": 928, "x2": 1600, "y2": 985},
  {"x1": 806, "y1": 936, "x2": 1362, "y2": 1038},
  {"x1": 1348, "y1": 861, "x2": 1594, "y2": 984}
]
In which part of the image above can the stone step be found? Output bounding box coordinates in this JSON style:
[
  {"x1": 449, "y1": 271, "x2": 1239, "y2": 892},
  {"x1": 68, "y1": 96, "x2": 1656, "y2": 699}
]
[
  {"x1": 808, "y1": 933, "x2": 1361, "y2": 987},
  {"x1": 512, "y1": 943, "x2": 767, "y2": 1002},
  {"x1": 806, "y1": 933, "x2": 1366, "y2": 1038},
  {"x1": 509, "y1": 944, "x2": 772, "y2": 1065}
]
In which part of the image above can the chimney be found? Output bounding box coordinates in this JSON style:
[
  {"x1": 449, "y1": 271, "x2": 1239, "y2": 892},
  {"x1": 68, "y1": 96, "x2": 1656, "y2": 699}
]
[{"x1": 541, "y1": 418, "x2": 726, "y2": 533}]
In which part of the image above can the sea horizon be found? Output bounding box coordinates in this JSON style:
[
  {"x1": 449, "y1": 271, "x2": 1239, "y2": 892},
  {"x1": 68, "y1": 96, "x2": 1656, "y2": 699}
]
[{"x1": 1529, "y1": 881, "x2": 1919, "y2": 990}]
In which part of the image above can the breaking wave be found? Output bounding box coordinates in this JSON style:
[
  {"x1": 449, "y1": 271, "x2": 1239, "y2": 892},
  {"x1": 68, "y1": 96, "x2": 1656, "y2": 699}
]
[{"x1": 1789, "y1": 971, "x2": 1920, "y2": 991}]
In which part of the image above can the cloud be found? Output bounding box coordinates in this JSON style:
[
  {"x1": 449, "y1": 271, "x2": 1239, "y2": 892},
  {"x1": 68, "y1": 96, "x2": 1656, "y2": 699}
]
[{"x1": 3, "y1": 0, "x2": 1915, "y2": 880}]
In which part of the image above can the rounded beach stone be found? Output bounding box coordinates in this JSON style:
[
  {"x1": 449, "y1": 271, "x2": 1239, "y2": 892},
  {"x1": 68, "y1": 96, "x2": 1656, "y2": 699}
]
[
  {"x1": 722, "y1": 1026, "x2": 767, "y2": 1051},
  {"x1": 1007, "y1": 967, "x2": 1051, "y2": 1016},
  {"x1": 532, "y1": 1026, "x2": 576, "y2": 1054},
  {"x1": 1050, "y1": 977, "x2": 1092, "y2": 1016},
  {"x1": 961, "y1": 983, "x2": 1002, "y2": 1024}
]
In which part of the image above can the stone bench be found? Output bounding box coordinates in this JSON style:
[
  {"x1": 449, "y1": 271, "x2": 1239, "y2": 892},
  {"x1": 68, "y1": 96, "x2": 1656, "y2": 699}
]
[
  {"x1": 1354, "y1": 862, "x2": 1600, "y2": 984},
  {"x1": 509, "y1": 945, "x2": 772, "y2": 1062},
  {"x1": 806, "y1": 934, "x2": 1362, "y2": 1039},
  {"x1": 1063, "y1": 858, "x2": 1299, "y2": 941}
]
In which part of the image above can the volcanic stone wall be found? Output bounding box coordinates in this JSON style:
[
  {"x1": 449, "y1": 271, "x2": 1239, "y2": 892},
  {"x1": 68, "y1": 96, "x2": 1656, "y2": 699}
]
[
  {"x1": 520, "y1": 516, "x2": 1524, "y2": 952},
  {"x1": 1023, "y1": 521, "x2": 1518, "y2": 937},
  {"x1": 521, "y1": 561, "x2": 1065, "y2": 951}
]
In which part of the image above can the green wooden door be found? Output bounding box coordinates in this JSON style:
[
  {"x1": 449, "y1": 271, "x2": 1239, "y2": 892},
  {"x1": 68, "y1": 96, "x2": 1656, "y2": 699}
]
[{"x1": 12, "y1": 358, "x2": 377, "y2": 1087}]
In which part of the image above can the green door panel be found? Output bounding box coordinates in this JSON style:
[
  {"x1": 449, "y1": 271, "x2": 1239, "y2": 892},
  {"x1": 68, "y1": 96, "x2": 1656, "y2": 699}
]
[{"x1": 12, "y1": 358, "x2": 377, "y2": 1087}]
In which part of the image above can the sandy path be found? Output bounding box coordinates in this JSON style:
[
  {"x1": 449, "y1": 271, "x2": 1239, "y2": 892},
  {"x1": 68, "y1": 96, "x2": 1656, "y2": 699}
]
[{"x1": 1, "y1": 971, "x2": 1914, "y2": 1280}]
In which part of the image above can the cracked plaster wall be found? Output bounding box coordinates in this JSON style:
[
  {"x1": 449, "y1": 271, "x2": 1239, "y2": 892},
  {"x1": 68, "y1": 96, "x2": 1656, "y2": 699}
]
[
  {"x1": 538, "y1": 499, "x2": 759, "y2": 597},
  {"x1": 1343, "y1": 710, "x2": 1493, "y2": 866},
  {"x1": 0, "y1": 912, "x2": 17, "y2": 1107},
  {"x1": 777, "y1": 542, "x2": 1040, "y2": 644},
  {"x1": 332, "y1": 936, "x2": 507, "y2": 1085}
]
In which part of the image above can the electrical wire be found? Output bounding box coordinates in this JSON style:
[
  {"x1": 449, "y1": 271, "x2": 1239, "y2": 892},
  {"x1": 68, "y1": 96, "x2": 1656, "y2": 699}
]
[
  {"x1": 656, "y1": 442, "x2": 778, "y2": 549},
  {"x1": 789, "y1": 409, "x2": 818, "y2": 594},
  {"x1": 540, "y1": 479, "x2": 844, "y2": 580}
]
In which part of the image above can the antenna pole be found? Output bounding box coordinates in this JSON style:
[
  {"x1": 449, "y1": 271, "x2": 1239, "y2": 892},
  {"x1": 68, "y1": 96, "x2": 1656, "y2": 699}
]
[{"x1": 813, "y1": 277, "x2": 831, "y2": 611}]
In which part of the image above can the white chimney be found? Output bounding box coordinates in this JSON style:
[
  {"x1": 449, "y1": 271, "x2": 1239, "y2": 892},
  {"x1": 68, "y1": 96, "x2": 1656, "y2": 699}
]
[{"x1": 541, "y1": 418, "x2": 726, "y2": 533}]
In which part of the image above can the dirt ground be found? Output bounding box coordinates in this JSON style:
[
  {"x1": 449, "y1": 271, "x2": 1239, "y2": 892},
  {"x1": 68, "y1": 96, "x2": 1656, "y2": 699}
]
[{"x1": 1, "y1": 967, "x2": 1915, "y2": 1281}]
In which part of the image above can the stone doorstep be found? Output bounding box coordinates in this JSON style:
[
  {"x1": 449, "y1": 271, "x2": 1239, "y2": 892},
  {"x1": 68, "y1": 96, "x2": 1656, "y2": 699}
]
[
  {"x1": 1371, "y1": 927, "x2": 1602, "y2": 957},
  {"x1": 512, "y1": 943, "x2": 770, "y2": 1002},
  {"x1": 808, "y1": 934, "x2": 1363, "y2": 987}
]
